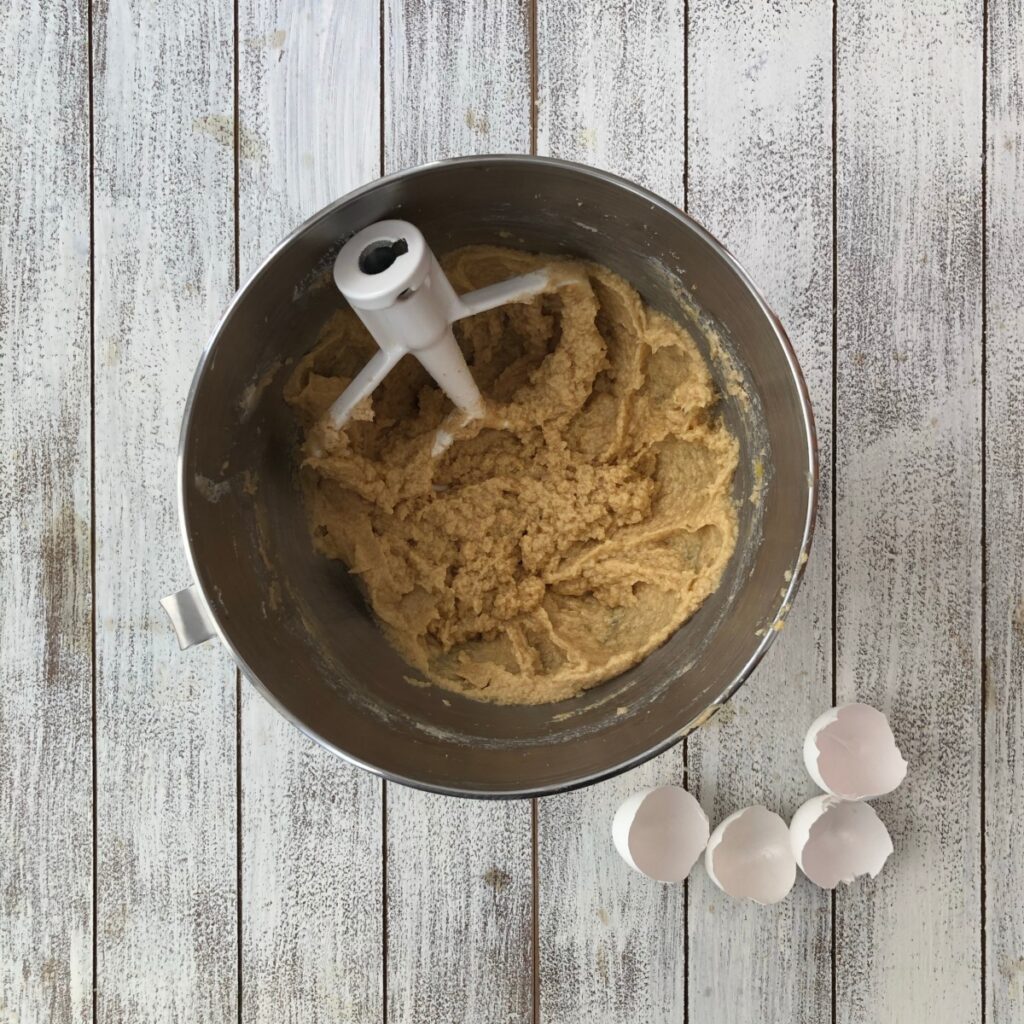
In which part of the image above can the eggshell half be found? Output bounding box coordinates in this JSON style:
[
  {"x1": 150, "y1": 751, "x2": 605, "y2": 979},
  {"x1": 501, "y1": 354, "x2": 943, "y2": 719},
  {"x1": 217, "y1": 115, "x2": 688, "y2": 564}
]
[
  {"x1": 790, "y1": 794, "x2": 893, "y2": 889},
  {"x1": 803, "y1": 703, "x2": 907, "y2": 800},
  {"x1": 704, "y1": 806, "x2": 796, "y2": 904},
  {"x1": 612, "y1": 786, "x2": 710, "y2": 883}
]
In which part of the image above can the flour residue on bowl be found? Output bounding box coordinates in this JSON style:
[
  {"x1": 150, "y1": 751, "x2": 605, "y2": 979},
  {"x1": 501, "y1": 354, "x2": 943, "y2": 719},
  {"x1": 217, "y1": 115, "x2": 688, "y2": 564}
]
[
  {"x1": 237, "y1": 361, "x2": 283, "y2": 423},
  {"x1": 285, "y1": 246, "x2": 739, "y2": 705}
]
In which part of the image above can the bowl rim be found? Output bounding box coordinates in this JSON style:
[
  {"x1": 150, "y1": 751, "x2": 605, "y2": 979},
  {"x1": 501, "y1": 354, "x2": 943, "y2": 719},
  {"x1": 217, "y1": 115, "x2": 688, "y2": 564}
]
[{"x1": 176, "y1": 153, "x2": 819, "y2": 799}]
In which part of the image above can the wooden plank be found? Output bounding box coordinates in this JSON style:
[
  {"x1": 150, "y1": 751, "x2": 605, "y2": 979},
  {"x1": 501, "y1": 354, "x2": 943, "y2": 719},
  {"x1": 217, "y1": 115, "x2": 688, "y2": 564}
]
[
  {"x1": 536, "y1": 0, "x2": 685, "y2": 202},
  {"x1": 384, "y1": 0, "x2": 532, "y2": 173},
  {"x1": 537, "y1": 765, "x2": 687, "y2": 1024},
  {"x1": 985, "y1": 2, "x2": 1024, "y2": 1021},
  {"x1": 382, "y1": 3, "x2": 535, "y2": 1022},
  {"x1": 236, "y1": 3, "x2": 384, "y2": 1020},
  {"x1": 533, "y1": 3, "x2": 689, "y2": 1022},
  {"x1": 686, "y1": 2, "x2": 833, "y2": 1021},
  {"x1": 835, "y1": 3, "x2": 983, "y2": 1021},
  {"x1": 92, "y1": 1, "x2": 238, "y2": 1019},
  {"x1": 0, "y1": 1, "x2": 92, "y2": 1021}
]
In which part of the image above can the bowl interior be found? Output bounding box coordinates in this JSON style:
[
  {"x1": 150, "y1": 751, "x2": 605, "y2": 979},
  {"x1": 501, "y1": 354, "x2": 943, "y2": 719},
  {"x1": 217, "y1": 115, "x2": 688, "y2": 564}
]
[{"x1": 181, "y1": 158, "x2": 815, "y2": 796}]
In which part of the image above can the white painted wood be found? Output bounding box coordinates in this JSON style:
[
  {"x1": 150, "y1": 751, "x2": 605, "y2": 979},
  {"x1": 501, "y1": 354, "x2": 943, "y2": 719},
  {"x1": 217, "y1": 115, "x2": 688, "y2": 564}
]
[
  {"x1": 384, "y1": 0, "x2": 532, "y2": 173},
  {"x1": 537, "y1": 763, "x2": 687, "y2": 1024},
  {"x1": 686, "y1": 3, "x2": 834, "y2": 1021},
  {"x1": 385, "y1": 791, "x2": 535, "y2": 1023},
  {"x1": 382, "y1": 3, "x2": 535, "y2": 1021},
  {"x1": 534, "y1": 4, "x2": 689, "y2": 1022},
  {"x1": 2, "y1": 4, "x2": 1011, "y2": 1021},
  {"x1": 985, "y1": 3, "x2": 1024, "y2": 1021},
  {"x1": 236, "y1": 3, "x2": 383, "y2": 1020},
  {"x1": 835, "y1": 3, "x2": 983, "y2": 1022},
  {"x1": 92, "y1": 1, "x2": 238, "y2": 1019},
  {"x1": 536, "y1": 0, "x2": 686, "y2": 202},
  {"x1": 0, "y1": 2, "x2": 92, "y2": 1021},
  {"x1": 238, "y1": 0, "x2": 381, "y2": 258}
]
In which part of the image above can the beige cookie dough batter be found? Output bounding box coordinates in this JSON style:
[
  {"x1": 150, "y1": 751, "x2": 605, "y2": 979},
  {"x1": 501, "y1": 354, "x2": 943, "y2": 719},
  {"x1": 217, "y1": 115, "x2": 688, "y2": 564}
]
[{"x1": 285, "y1": 246, "x2": 739, "y2": 705}]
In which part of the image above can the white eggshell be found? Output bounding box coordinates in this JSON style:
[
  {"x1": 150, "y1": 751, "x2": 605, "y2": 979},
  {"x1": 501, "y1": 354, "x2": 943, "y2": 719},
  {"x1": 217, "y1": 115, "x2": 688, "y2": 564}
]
[
  {"x1": 803, "y1": 702, "x2": 907, "y2": 800},
  {"x1": 789, "y1": 794, "x2": 893, "y2": 889},
  {"x1": 612, "y1": 786, "x2": 710, "y2": 883},
  {"x1": 704, "y1": 806, "x2": 796, "y2": 904}
]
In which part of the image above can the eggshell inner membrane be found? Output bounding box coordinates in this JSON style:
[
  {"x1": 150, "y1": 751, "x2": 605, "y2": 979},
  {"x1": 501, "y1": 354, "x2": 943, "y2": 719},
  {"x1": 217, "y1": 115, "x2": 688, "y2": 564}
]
[
  {"x1": 808, "y1": 703, "x2": 907, "y2": 800},
  {"x1": 706, "y1": 806, "x2": 796, "y2": 904},
  {"x1": 797, "y1": 799, "x2": 893, "y2": 889},
  {"x1": 619, "y1": 786, "x2": 709, "y2": 883}
]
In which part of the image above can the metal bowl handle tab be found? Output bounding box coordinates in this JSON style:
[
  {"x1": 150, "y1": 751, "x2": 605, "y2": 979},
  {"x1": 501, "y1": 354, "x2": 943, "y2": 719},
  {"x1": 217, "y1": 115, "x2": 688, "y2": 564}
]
[{"x1": 160, "y1": 584, "x2": 217, "y2": 649}]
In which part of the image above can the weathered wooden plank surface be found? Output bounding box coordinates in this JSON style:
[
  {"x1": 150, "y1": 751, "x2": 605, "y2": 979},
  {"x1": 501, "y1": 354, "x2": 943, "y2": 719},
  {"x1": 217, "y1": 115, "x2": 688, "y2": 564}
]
[
  {"x1": 835, "y1": 3, "x2": 983, "y2": 1022},
  {"x1": 0, "y1": 2, "x2": 93, "y2": 1021},
  {"x1": 686, "y1": 2, "x2": 834, "y2": 1021},
  {"x1": 92, "y1": 1, "x2": 238, "y2": 1019},
  {"x1": 236, "y1": 2, "x2": 384, "y2": 1020},
  {"x1": 536, "y1": 0, "x2": 685, "y2": 201},
  {"x1": 1, "y1": 3, "x2": 1010, "y2": 1021},
  {"x1": 986, "y1": 2, "x2": 1024, "y2": 1021},
  {"x1": 382, "y1": 3, "x2": 535, "y2": 1022},
  {"x1": 534, "y1": 4, "x2": 689, "y2": 1022},
  {"x1": 384, "y1": 0, "x2": 532, "y2": 173}
]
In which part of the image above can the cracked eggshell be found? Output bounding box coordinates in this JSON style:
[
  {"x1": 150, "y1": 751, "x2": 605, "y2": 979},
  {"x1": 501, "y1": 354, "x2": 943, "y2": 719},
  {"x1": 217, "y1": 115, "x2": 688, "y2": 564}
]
[
  {"x1": 789, "y1": 795, "x2": 893, "y2": 889},
  {"x1": 612, "y1": 786, "x2": 710, "y2": 883},
  {"x1": 704, "y1": 806, "x2": 796, "y2": 905},
  {"x1": 803, "y1": 702, "x2": 907, "y2": 800}
]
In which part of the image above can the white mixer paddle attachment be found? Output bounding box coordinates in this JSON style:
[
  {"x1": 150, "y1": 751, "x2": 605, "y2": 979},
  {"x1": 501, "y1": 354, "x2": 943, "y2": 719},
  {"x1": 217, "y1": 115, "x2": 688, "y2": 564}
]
[{"x1": 326, "y1": 220, "x2": 553, "y2": 449}]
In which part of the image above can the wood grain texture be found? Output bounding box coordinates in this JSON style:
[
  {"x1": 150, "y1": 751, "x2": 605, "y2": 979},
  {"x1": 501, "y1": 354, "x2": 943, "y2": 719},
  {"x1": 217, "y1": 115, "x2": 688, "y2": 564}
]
[
  {"x1": 534, "y1": 4, "x2": 688, "y2": 1022},
  {"x1": 835, "y1": 3, "x2": 983, "y2": 1022},
  {"x1": 384, "y1": 0, "x2": 531, "y2": 172},
  {"x1": 385, "y1": 793, "x2": 534, "y2": 1024},
  {"x1": 985, "y1": 2, "x2": 1024, "y2": 1020},
  {"x1": 382, "y1": 3, "x2": 535, "y2": 1022},
  {"x1": 536, "y1": 0, "x2": 685, "y2": 201},
  {"x1": 537, "y1": 763, "x2": 687, "y2": 1024},
  {"x1": 0, "y1": 1, "x2": 93, "y2": 1021},
  {"x1": 686, "y1": 3, "x2": 833, "y2": 1021},
  {"x1": 92, "y1": 1, "x2": 238, "y2": 1019},
  {"x1": 236, "y1": 3, "x2": 383, "y2": 1020},
  {"x1": 2, "y1": 4, "x2": 1011, "y2": 1022}
]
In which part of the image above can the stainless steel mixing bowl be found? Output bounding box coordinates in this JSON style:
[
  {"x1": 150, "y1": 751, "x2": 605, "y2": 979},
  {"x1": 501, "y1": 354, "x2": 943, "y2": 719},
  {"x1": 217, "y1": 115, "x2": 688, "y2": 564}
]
[{"x1": 165, "y1": 155, "x2": 816, "y2": 798}]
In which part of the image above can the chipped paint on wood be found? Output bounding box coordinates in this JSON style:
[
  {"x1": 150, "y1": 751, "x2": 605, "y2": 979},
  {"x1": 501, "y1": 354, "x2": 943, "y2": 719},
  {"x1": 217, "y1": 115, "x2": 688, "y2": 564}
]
[
  {"x1": 386, "y1": 791, "x2": 534, "y2": 1023},
  {"x1": 92, "y1": 0, "x2": 239, "y2": 1019},
  {"x1": 986, "y1": 2, "x2": 1024, "y2": 1022},
  {"x1": 385, "y1": 0, "x2": 531, "y2": 173},
  {"x1": 237, "y1": 1, "x2": 383, "y2": 1021},
  {"x1": 0, "y1": 1, "x2": 93, "y2": 1020},
  {"x1": 835, "y1": 2, "x2": 983, "y2": 1019},
  {"x1": 1, "y1": 2, "x2": 1011, "y2": 1020}
]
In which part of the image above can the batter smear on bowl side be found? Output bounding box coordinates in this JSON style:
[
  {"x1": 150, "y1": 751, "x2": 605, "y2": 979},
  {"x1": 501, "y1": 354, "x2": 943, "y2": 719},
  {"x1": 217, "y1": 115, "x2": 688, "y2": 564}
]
[{"x1": 285, "y1": 246, "x2": 739, "y2": 705}]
